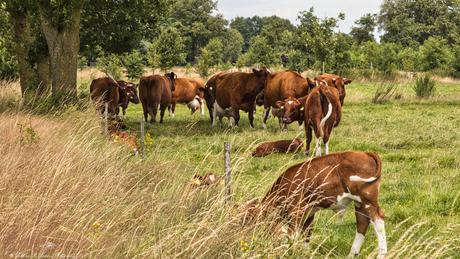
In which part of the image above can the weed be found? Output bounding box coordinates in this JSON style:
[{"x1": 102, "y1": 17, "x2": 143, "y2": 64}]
[
  {"x1": 413, "y1": 73, "x2": 436, "y2": 98},
  {"x1": 17, "y1": 122, "x2": 40, "y2": 145}
]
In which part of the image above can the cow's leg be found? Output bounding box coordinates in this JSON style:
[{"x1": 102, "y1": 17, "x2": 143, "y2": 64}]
[
  {"x1": 227, "y1": 117, "x2": 232, "y2": 127},
  {"x1": 122, "y1": 107, "x2": 127, "y2": 120},
  {"x1": 212, "y1": 102, "x2": 218, "y2": 127},
  {"x1": 200, "y1": 98, "x2": 205, "y2": 115},
  {"x1": 322, "y1": 122, "x2": 334, "y2": 155},
  {"x1": 159, "y1": 107, "x2": 166, "y2": 123},
  {"x1": 369, "y1": 205, "x2": 387, "y2": 259},
  {"x1": 233, "y1": 108, "x2": 240, "y2": 129},
  {"x1": 262, "y1": 107, "x2": 270, "y2": 130},
  {"x1": 349, "y1": 206, "x2": 371, "y2": 258},
  {"x1": 311, "y1": 119, "x2": 322, "y2": 157},
  {"x1": 248, "y1": 106, "x2": 255, "y2": 129},
  {"x1": 301, "y1": 215, "x2": 315, "y2": 246},
  {"x1": 168, "y1": 104, "x2": 171, "y2": 117},
  {"x1": 304, "y1": 123, "x2": 313, "y2": 155}
]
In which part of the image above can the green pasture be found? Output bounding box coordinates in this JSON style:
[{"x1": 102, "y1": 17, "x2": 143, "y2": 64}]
[{"x1": 117, "y1": 81, "x2": 460, "y2": 258}]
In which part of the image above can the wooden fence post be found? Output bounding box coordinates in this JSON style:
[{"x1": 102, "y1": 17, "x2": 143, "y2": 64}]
[
  {"x1": 104, "y1": 103, "x2": 108, "y2": 135},
  {"x1": 224, "y1": 141, "x2": 231, "y2": 204},
  {"x1": 141, "y1": 117, "x2": 145, "y2": 162}
]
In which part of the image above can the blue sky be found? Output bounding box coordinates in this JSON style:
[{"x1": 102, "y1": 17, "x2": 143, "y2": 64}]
[{"x1": 215, "y1": 0, "x2": 383, "y2": 37}]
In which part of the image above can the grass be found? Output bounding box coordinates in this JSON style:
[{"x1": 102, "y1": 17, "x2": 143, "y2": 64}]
[{"x1": 1, "y1": 70, "x2": 460, "y2": 258}]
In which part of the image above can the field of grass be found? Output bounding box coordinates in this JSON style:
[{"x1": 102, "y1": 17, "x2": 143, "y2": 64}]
[{"x1": 1, "y1": 71, "x2": 460, "y2": 258}]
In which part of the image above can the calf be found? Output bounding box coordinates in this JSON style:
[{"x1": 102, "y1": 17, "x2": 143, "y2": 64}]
[
  {"x1": 276, "y1": 80, "x2": 342, "y2": 156},
  {"x1": 139, "y1": 72, "x2": 176, "y2": 123},
  {"x1": 116, "y1": 81, "x2": 140, "y2": 119},
  {"x1": 252, "y1": 138, "x2": 304, "y2": 157},
  {"x1": 241, "y1": 151, "x2": 387, "y2": 259}
]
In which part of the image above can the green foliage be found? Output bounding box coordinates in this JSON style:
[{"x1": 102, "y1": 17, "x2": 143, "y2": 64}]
[
  {"x1": 259, "y1": 17, "x2": 295, "y2": 52},
  {"x1": 286, "y1": 50, "x2": 308, "y2": 74},
  {"x1": 449, "y1": 45, "x2": 460, "y2": 78},
  {"x1": 413, "y1": 73, "x2": 436, "y2": 98},
  {"x1": 376, "y1": 43, "x2": 397, "y2": 74},
  {"x1": 77, "y1": 56, "x2": 88, "y2": 70},
  {"x1": 234, "y1": 53, "x2": 247, "y2": 70},
  {"x1": 203, "y1": 38, "x2": 223, "y2": 68},
  {"x1": 0, "y1": 38, "x2": 19, "y2": 79},
  {"x1": 122, "y1": 51, "x2": 146, "y2": 80},
  {"x1": 220, "y1": 29, "x2": 244, "y2": 63},
  {"x1": 194, "y1": 49, "x2": 213, "y2": 80},
  {"x1": 96, "y1": 54, "x2": 123, "y2": 79},
  {"x1": 330, "y1": 33, "x2": 352, "y2": 72},
  {"x1": 350, "y1": 13, "x2": 377, "y2": 44},
  {"x1": 17, "y1": 122, "x2": 40, "y2": 145},
  {"x1": 247, "y1": 35, "x2": 277, "y2": 67},
  {"x1": 419, "y1": 37, "x2": 450, "y2": 71},
  {"x1": 150, "y1": 28, "x2": 185, "y2": 73},
  {"x1": 217, "y1": 61, "x2": 232, "y2": 71},
  {"x1": 185, "y1": 62, "x2": 192, "y2": 76}
]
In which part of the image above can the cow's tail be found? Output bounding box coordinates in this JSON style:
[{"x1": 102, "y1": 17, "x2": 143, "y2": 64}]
[
  {"x1": 350, "y1": 152, "x2": 382, "y2": 182},
  {"x1": 319, "y1": 90, "x2": 332, "y2": 138}
]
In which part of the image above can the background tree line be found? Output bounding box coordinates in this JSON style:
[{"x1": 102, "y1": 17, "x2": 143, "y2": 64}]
[{"x1": 1, "y1": 0, "x2": 460, "y2": 98}]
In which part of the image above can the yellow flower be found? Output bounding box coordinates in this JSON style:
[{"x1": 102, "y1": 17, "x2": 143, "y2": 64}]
[
  {"x1": 426, "y1": 180, "x2": 429, "y2": 183},
  {"x1": 362, "y1": 248, "x2": 365, "y2": 251},
  {"x1": 240, "y1": 240, "x2": 244, "y2": 245},
  {"x1": 93, "y1": 222, "x2": 100, "y2": 228},
  {"x1": 251, "y1": 238, "x2": 256, "y2": 242},
  {"x1": 244, "y1": 243, "x2": 248, "y2": 247},
  {"x1": 395, "y1": 201, "x2": 398, "y2": 204},
  {"x1": 241, "y1": 247, "x2": 247, "y2": 251}
]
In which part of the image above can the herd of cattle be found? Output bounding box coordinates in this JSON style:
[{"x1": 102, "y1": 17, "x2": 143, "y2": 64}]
[{"x1": 89, "y1": 69, "x2": 387, "y2": 258}]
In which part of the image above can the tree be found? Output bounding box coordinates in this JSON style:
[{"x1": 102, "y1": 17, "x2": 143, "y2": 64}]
[
  {"x1": 247, "y1": 35, "x2": 277, "y2": 67},
  {"x1": 350, "y1": 13, "x2": 377, "y2": 44},
  {"x1": 122, "y1": 51, "x2": 146, "y2": 80},
  {"x1": 420, "y1": 37, "x2": 451, "y2": 71},
  {"x1": 203, "y1": 38, "x2": 223, "y2": 68},
  {"x1": 0, "y1": 4, "x2": 18, "y2": 79},
  {"x1": 220, "y1": 29, "x2": 243, "y2": 63},
  {"x1": 260, "y1": 17, "x2": 295, "y2": 52},
  {"x1": 150, "y1": 28, "x2": 185, "y2": 73},
  {"x1": 171, "y1": 0, "x2": 227, "y2": 63},
  {"x1": 194, "y1": 48, "x2": 213, "y2": 80},
  {"x1": 331, "y1": 33, "x2": 352, "y2": 72},
  {"x1": 376, "y1": 43, "x2": 397, "y2": 73}
]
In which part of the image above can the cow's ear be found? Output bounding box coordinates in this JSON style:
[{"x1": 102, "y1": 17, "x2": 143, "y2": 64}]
[
  {"x1": 275, "y1": 101, "x2": 285, "y2": 109},
  {"x1": 169, "y1": 72, "x2": 175, "y2": 80},
  {"x1": 306, "y1": 77, "x2": 316, "y2": 87},
  {"x1": 252, "y1": 68, "x2": 262, "y2": 76},
  {"x1": 344, "y1": 79, "x2": 352, "y2": 85},
  {"x1": 198, "y1": 87, "x2": 206, "y2": 93}
]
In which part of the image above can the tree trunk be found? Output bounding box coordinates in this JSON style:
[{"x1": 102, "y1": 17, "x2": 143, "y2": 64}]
[
  {"x1": 36, "y1": 53, "x2": 51, "y2": 97},
  {"x1": 38, "y1": 4, "x2": 82, "y2": 96},
  {"x1": 7, "y1": 7, "x2": 35, "y2": 96}
]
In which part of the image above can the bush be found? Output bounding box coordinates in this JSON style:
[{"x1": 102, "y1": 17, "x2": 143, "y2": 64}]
[
  {"x1": 96, "y1": 54, "x2": 123, "y2": 79},
  {"x1": 122, "y1": 51, "x2": 146, "y2": 80},
  {"x1": 218, "y1": 61, "x2": 232, "y2": 71},
  {"x1": 413, "y1": 73, "x2": 436, "y2": 98},
  {"x1": 185, "y1": 62, "x2": 192, "y2": 76},
  {"x1": 77, "y1": 56, "x2": 88, "y2": 71}
]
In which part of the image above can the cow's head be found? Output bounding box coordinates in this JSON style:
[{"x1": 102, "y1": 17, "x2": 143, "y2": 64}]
[
  {"x1": 252, "y1": 67, "x2": 272, "y2": 79},
  {"x1": 255, "y1": 89, "x2": 265, "y2": 107},
  {"x1": 305, "y1": 77, "x2": 317, "y2": 93},
  {"x1": 118, "y1": 80, "x2": 140, "y2": 104},
  {"x1": 118, "y1": 85, "x2": 130, "y2": 110},
  {"x1": 329, "y1": 77, "x2": 352, "y2": 106},
  {"x1": 276, "y1": 96, "x2": 306, "y2": 124},
  {"x1": 164, "y1": 72, "x2": 177, "y2": 92}
]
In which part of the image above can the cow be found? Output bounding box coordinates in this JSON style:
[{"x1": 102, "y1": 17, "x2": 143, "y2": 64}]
[
  {"x1": 239, "y1": 151, "x2": 387, "y2": 259},
  {"x1": 90, "y1": 77, "x2": 131, "y2": 118},
  {"x1": 209, "y1": 67, "x2": 271, "y2": 129},
  {"x1": 276, "y1": 80, "x2": 342, "y2": 156},
  {"x1": 199, "y1": 72, "x2": 237, "y2": 125},
  {"x1": 139, "y1": 72, "x2": 176, "y2": 123},
  {"x1": 317, "y1": 73, "x2": 352, "y2": 106},
  {"x1": 193, "y1": 173, "x2": 224, "y2": 186},
  {"x1": 252, "y1": 137, "x2": 304, "y2": 157},
  {"x1": 262, "y1": 70, "x2": 316, "y2": 131},
  {"x1": 168, "y1": 78, "x2": 205, "y2": 117},
  {"x1": 116, "y1": 80, "x2": 140, "y2": 119}
]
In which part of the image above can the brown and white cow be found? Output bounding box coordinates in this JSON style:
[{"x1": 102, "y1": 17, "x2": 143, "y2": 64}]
[
  {"x1": 209, "y1": 67, "x2": 271, "y2": 128},
  {"x1": 90, "y1": 77, "x2": 131, "y2": 118},
  {"x1": 168, "y1": 77, "x2": 205, "y2": 117},
  {"x1": 263, "y1": 70, "x2": 316, "y2": 131},
  {"x1": 139, "y1": 72, "x2": 176, "y2": 123},
  {"x1": 276, "y1": 80, "x2": 342, "y2": 156},
  {"x1": 317, "y1": 73, "x2": 352, "y2": 106},
  {"x1": 252, "y1": 137, "x2": 304, "y2": 157},
  {"x1": 116, "y1": 80, "x2": 140, "y2": 119},
  {"x1": 240, "y1": 151, "x2": 387, "y2": 258}
]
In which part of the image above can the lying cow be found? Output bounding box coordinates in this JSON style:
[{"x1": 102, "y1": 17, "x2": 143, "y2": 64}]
[
  {"x1": 139, "y1": 72, "x2": 176, "y2": 123},
  {"x1": 317, "y1": 73, "x2": 352, "y2": 106},
  {"x1": 240, "y1": 151, "x2": 387, "y2": 259},
  {"x1": 168, "y1": 77, "x2": 205, "y2": 117},
  {"x1": 276, "y1": 80, "x2": 342, "y2": 156},
  {"x1": 252, "y1": 137, "x2": 304, "y2": 157},
  {"x1": 193, "y1": 173, "x2": 223, "y2": 186}
]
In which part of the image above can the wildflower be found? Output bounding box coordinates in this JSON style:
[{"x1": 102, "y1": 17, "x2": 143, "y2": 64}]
[
  {"x1": 375, "y1": 239, "x2": 378, "y2": 242},
  {"x1": 93, "y1": 222, "x2": 100, "y2": 228},
  {"x1": 240, "y1": 240, "x2": 244, "y2": 246},
  {"x1": 395, "y1": 201, "x2": 398, "y2": 204},
  {"x1": 251, "y1": 238, "x2": 256, "y2": 242},
  {"x1": 426, "y1": 180, "x2": 429, "y2": 183},
  {"x1": 241, "y1": 247, "x2": 247, "y2": 251},
  {"x1": 362, "y1": 248, "x2": 365, "y2": 251}
]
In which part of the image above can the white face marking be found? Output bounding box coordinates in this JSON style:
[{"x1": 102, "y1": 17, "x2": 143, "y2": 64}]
[
  {"x1": 127, "y1": 93, "x2": 130, "y2": 96},
  {"x1": 371, "y1": 219, "x2": 387, "y2": 256},
  {"x1": 350, "y1": 176, "x2": 377, "y2": 182},
  {"x1": 288, "y1": 101, "x2": 293, "y2": 104},
  {"x1": 349, "y1": 232, "x2": 365, "y2": 257},
  {"x1": 209, "y1": 87, "x2": 212, "y2": 90},
  {"x1": 365, "y1": 204, "x2": 370, "y2": 208},
  {"x1": 209, "y1": 175, "x2": 215, "y2": 181}
]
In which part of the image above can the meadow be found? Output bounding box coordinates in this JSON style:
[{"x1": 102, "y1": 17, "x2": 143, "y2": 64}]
[{"x1": 0, "y1": 69, "x2": 459, "y2": 258}]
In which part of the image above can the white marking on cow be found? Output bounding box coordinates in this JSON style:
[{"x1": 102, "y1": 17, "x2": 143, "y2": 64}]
[
  {"x1": 157, "y1": 104, "x2": 160, "y2": 111},
  {"x1": 315, "y1": 137, "x2": 321, "y2": 157},
  {"x1": 350, "y1": 176, "x2": 377, "y2": 182},
  {"x1": 262, "y1": 108, "x2": 269, "y2": 129},
  {"x1": 266, "y1": 68, "x2": 272, "y2": 73},
  {"x1": 298, "y1": 124, "x2": 303, "y2": 132},
  {"x1": 209, "y1": 175, "x2": 215, "y2": 182},
  {"x1": 371, "y1": 219, "x2": 387, "y2": 257},
  {"x1": 349, "y1": 232, "x2": 365, "y2": 257},
  {"x1": 199, "y1": 97, "x2": 205, "y2": 115},
  {"x1": 316, "y1": 80, "x2": 318, "y2": 86},
  {"x1": 187, "y1": 98, "x2": 200, "y2": 115},
  {"x1": 288, "y1": 101, "x2": 293, "y2": 104},
  {"x1": 365, "y1": 204, "x2": 370, "y2": 208},
  {"x1": 209, "y1": 87, "x2": 213, "y2": 91},
  {"x1": 127, "y1": 92, "x2": 131, "y2": 96},
  {"x1": 123, "y1": 114, "x2": 126, "y2": 120},
  {"x1": 323, "y1": 140, "x2": 329, "y2": 155},
  {"x1": 319, "y1": 103, "x2": 332, "y2": 138}
]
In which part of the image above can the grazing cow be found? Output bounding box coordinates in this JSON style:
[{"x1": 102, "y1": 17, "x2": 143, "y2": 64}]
[
  {"x1": 139, "y1": 72, "x2": 176, "y2": 123},
  {"x1": 116, "y1": 80, "x2": 140, "y2": 119},
  {"x1": 168, "y1": 78, "x2": 205, "y2": 117},
  {"x1": 199, "y1": 72, "x2": 237, "y2": 125},
  {"x1": 262, "y1": 70, "x2": 316, "y2": 131},
  {"x1": 210, "y1": 67, "x2": 271, "y2": 128},
  {"x1": 252, "y1": 137, "x2": 304, "y2": 157},
  {"x1": 90, "y1": 77, "x2": 131, "y2": 118},
  {"x1": 276, "y1": 80, "x2": 342, "y2": 156},
  {"x1": 240, "y1": 151, "x2": 387, "y2": 259},
  {"x1": 317, "y1": 73, "x2": 352, "y2": 106}
]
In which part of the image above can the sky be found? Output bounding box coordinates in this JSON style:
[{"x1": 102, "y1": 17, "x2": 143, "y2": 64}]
[{"x1": 215, "y1": 0, "x2": 383, "y2": 37}]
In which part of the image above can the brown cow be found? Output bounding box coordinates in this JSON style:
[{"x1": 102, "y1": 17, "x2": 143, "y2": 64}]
[
  {"x1": 116, "y1": 80, "x2": 140, "y2": 119},
  {"x1": 139, "y1": 72, "x2": 176, "y2": 123},
  {"x1": 317, "y1": 73, "x2": 352, "y2": 106},
  {"x1": 262, "y1": 70, "x2": 316, "y2": 131},
  {"x1": 252, "y1": 137, "x2": 304, "y2": 157},
  {"x1": 276, "y1": 80, "x2": 342, "y2": 156},
  {"x1": 240, "y1": 151, "x2": 387, "y2": 259},
  {"x1": 209, "y1": 67, "x2": 271, "y2": 128},
  {"x1": 90, "y1": 77, "x2": 131, "y2": 118},
  {"x1": 168, "y1": 78, "x2": 205, "y2": 117}
]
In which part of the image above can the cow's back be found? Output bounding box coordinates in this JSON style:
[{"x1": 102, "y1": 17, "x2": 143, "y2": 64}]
[
  {"x1": 264, "y1": 71, "x2": 313, "y2": 108},
  {"x1": 218, "y1": 72, "x2": 264, "y2": 112}
]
